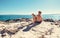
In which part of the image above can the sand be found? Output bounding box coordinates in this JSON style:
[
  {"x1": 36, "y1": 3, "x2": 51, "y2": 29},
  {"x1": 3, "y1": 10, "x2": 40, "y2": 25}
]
[{"x1": 0, "y1": 20, "x2": 60, "y2": 38}]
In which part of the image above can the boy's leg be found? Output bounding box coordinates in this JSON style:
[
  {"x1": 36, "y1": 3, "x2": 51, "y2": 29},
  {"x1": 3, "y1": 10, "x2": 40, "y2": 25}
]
[{"x1": 23, "y1": 23, "x2": 39, "y2": 32}]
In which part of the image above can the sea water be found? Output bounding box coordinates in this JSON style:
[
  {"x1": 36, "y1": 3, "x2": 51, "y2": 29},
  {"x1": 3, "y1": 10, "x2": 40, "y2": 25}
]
[{"x1": 0, "y1": 14, "x2": 60, "y2": 21}]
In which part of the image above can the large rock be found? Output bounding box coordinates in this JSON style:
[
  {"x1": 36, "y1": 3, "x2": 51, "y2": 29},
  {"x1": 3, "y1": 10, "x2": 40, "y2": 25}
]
[{"x1": 44, "y1": 19, "x2": 54, "y2": 22}]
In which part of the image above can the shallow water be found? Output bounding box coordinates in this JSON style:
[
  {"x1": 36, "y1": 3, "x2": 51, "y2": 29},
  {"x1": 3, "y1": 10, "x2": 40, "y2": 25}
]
[{"x1": 0, "y1": 14, "x2": 60, "y2": 21}]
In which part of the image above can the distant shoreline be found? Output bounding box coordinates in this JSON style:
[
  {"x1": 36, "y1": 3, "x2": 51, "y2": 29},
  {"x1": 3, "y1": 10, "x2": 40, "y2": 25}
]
[{"x1": 0, "y1": 14, "x2": 60, "y2": 15}]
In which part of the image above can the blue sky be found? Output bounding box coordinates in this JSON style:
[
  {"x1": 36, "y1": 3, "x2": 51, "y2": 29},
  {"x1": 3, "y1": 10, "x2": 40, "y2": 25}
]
[{"x1": 0, "y1": 0, "x2": 60, "y2": 15}]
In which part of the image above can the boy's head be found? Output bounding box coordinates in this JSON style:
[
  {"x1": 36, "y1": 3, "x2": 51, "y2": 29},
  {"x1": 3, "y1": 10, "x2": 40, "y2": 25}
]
[
  {"x1": 32, "y1": 13, "x2": 35, "y2": 16},
  {"x1": 38, "y1": 11, "x2": 42, "y2": 15}
]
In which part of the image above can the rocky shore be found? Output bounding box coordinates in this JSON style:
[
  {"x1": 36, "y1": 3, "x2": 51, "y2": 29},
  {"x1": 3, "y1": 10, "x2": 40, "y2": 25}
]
[{"x1": 0, "y1": 18, "x2": 60, "y2": 38}]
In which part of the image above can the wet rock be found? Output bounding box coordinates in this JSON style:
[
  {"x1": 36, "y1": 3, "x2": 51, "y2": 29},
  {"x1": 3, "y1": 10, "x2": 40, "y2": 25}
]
[
  {"x1": 44, "y1": 19, "x2": 54, "y2": 22},
  {"x1": 5, "y1": 19, "x2": 21, "y2": 23}
]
